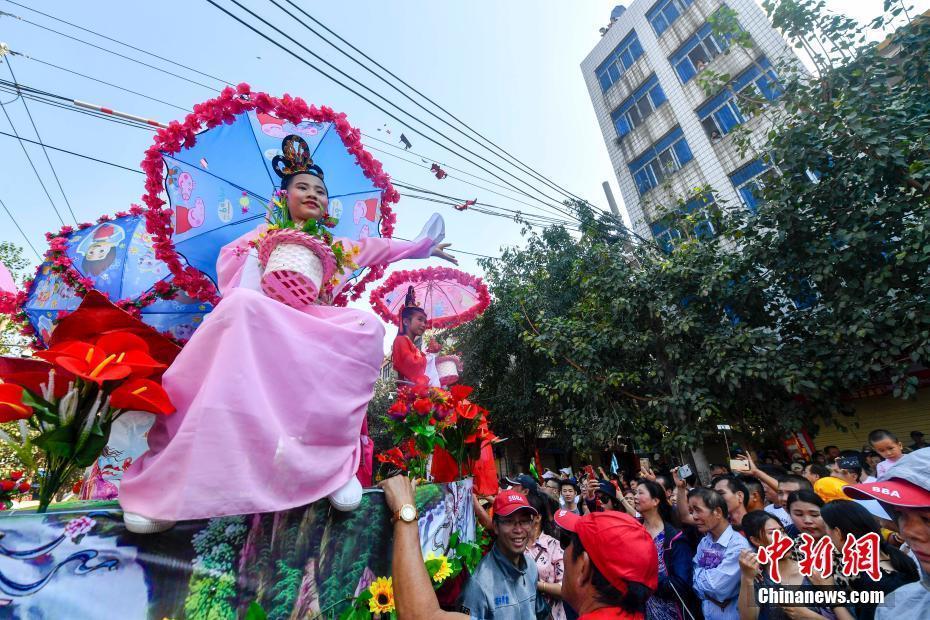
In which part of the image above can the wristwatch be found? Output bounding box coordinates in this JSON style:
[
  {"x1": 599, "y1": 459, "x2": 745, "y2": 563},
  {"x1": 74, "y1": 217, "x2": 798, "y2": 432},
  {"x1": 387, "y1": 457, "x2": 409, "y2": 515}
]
[{"x1": 393, "y1": 503, "x2": 418, "y2": 524}]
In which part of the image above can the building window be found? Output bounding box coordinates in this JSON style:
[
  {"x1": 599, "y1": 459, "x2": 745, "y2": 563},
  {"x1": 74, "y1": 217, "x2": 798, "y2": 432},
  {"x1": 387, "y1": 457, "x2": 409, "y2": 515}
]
[
  {"x1": 697, "y1": 58, "x2": 783, "y2": 139},
  {"x1": 647, "y1": 0, "x2": 695, "y2": 37},
  {"x1": 611, "y1": 75, "x2": 667, "y2": 138},
  {"x1": 670, "y1": 23, "x2": 729, "y2": 84},
  {"x1": 729, "y1": 159, "x2": 774, "y2": 211},
  {"x1": 596, "y1": 31, "x2": 645, "y2": 92},
  {"x1": 628, "y1": 127, "x2": 694, "y2": 196},
  {"x1": 650, "y1": 194, "x2": 717, "y2": 252}
]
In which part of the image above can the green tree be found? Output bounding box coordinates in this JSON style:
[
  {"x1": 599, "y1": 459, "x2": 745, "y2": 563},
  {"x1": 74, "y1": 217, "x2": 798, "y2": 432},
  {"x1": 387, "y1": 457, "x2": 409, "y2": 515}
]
[
  {"x1": 452, "y1": 225, "x2": 580, "y2": 469},
  {"x1": 741, "y1": 1, "x2": 930, "y2": 401}
]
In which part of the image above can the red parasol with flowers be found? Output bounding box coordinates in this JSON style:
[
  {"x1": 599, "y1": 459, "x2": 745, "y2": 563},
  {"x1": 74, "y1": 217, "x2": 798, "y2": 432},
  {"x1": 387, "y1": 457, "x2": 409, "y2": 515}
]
[{"x1": 369, "y1": 267, "x2": 490, "y2": 329}]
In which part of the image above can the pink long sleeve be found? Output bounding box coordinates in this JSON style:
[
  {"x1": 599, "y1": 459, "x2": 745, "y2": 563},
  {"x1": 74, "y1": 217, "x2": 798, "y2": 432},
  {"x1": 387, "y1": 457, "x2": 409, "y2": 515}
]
[
  {"x1": 351, "y1": 235, "x2": 434, "y2": 268},
  {"x1": 216, "y1": 226, "x2": 265, "y2": 295}
]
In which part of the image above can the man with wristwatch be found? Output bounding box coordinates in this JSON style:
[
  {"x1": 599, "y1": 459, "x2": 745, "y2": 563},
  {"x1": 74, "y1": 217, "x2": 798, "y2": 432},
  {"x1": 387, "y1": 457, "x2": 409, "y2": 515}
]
[
  {"x1": 383, "y1": 476, "x2": 545, "y2": 618},
  {"x1": 381, "y1": 475, "x2": 656, "y2": 619}
]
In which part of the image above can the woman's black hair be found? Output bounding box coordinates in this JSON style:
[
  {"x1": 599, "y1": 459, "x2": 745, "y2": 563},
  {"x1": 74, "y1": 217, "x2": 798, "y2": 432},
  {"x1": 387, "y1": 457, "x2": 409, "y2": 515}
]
[
  {"x1": 569, "y1": 532, "x2": 651, "y2": 613},
  {"x1": 526, "y1": 489, "x2": 554, "y2": 537},
  {"x1": 821, "y1": 500, "x2": 918, "y2": 581},
  {"x1": 786, "y1": 489, "x2": 824, "y2": 511},
  {"x1": 636, "y1": 479, "x2": 676, "y2": 526},
  {"x1": 688, "y1": 487, "x2": 729, "y2": 519},
  {"x1": 742, "y1": 510, "x2": 781, "y2": 548}
]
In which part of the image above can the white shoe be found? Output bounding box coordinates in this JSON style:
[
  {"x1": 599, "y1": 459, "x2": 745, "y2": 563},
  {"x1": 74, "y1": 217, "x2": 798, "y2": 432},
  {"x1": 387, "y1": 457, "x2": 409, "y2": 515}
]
[
  {"x1": 328, "y1": 476, "x2": 362, "y2": 512},
  {"x1": 123, "y1": 511, "x2": 176, "y2": 534}
]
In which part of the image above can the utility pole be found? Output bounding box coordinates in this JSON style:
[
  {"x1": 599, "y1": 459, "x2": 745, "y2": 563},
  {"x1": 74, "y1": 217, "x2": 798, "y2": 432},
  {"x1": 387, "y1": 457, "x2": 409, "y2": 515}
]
[{"x1": 602, "y1": 181, "x2": 621, "y2": 218}]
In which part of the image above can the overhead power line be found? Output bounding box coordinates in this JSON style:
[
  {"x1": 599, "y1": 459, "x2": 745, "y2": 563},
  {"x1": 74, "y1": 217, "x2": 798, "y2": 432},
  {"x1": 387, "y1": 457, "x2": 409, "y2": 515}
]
[
  {"x1": 0, "y1": 92, "x2": 67, "y2": 226},
  {"x1": 2, "y1": 2, "x2": 579, "y2": 219},
  {"x1": 1, "y1": 1, "x2": 646, "y2": 243},
  {"x1": 0, "y1": 196, "x2": 42, "y2": 259},
  {"x1": 269, "y1": 0, "x2": 589, "y2": 206},
  {"x1": 206, "y1": 0, "x2": 582, "y2": 221},
  {"x1": 0, "y1": 129, "x2": 528, "y2": 256},
  {"x1": 0, "y1": 71, "x2": 578, "y2": 226},
  {"x1": 5, "y1": 56, "x2": 78, "y2": 223}
]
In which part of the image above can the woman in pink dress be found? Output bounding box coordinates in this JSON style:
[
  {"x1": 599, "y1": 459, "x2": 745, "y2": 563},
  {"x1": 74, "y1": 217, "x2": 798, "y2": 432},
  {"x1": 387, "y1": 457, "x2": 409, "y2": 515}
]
[{"x1": 119, "y1": 134, "x2": 456, "y2": 532}]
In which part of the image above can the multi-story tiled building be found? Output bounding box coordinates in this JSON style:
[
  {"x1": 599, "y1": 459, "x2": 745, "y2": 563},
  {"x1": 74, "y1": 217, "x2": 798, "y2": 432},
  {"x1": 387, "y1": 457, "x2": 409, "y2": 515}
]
[{"x1": 582, "y1": 0, "x2": 801, "y2": 247}]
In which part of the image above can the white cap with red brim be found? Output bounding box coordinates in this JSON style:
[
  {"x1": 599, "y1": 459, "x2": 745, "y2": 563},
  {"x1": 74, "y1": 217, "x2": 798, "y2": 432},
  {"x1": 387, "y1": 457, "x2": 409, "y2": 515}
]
[{"x1": 844, "y1": 447, "x2": 930, "y2": 509}]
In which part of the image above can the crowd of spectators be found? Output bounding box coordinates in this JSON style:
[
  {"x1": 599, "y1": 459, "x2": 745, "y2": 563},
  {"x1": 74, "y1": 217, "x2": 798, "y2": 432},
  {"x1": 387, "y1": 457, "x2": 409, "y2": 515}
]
[{"x1": 380, "y1": 428, "x2": 930, "y2": 619}]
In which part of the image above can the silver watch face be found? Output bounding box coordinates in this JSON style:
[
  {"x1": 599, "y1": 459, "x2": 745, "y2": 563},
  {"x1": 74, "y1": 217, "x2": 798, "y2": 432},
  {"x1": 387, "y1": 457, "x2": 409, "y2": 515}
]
[{"x1": 400, "y1": 504, "x2": 417, "y2": 522}]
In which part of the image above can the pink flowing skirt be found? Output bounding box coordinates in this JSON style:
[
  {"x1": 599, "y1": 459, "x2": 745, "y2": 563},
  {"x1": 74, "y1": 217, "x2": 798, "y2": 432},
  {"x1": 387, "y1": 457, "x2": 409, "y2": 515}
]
[{"x1": 119, "y1": 288, "x2": 384, "y2": 521}]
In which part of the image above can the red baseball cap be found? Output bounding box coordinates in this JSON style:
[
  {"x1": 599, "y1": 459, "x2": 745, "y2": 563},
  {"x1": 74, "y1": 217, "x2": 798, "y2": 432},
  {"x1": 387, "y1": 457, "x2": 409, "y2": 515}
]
[
  {"x1": 554, "y1": 509, "x2": 658, "y2": 593},
  {"x1": 492, "y1": 491, "x2": 539, "y2": 517}
]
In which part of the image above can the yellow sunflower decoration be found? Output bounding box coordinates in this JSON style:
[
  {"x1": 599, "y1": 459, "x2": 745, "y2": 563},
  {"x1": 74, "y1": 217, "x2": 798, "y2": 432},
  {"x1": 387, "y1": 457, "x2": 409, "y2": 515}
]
[
  {"x1": 425, "y1": 552, "x2": 453, "y2": 583},
  {"x1": 368, "y1": 577, "x2": 395, "y2": 614}
]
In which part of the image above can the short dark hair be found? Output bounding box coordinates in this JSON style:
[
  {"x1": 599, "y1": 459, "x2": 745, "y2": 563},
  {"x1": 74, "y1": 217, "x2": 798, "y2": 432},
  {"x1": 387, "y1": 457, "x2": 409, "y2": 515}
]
[
  {"x1": 824, "y1": 445, "x2": 839, "y2": 453},
  {"x1": 569, "y1": 532, "x2": 652, "y2": 613},
  {"x1": 688, "y1": 487, "x2": 729, "y2": 519},
  {"x1": 738, "y1": 476, "x2": 764, "y2": 504},
  {"x1": 709, "y1": 463, "x2": 730, "y2": 473},
  {"x1": 780, "y1": 474, "x2": 813, "y2": 491},
  {"x1": 786, "y1": 489, "x2": 824, "y2": 511},
  {"x1": 712, "y1": 475, "x2": 749, "y2": 509},
  {"x1": 560, "y1": 480, "x2": 579, "y2": 491},
  {"x1": 806, "y1": 464, "x2": 830, "y2": 479},
  {"x1": 868, "y1": 429, "x2": 899, "y2": 445}
]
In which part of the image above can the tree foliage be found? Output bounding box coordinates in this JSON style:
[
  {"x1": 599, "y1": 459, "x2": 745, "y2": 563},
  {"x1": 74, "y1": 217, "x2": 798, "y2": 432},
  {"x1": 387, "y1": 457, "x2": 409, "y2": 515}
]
[{"x1": 455, "y1": 2, "x2": 930, "y2": 470}]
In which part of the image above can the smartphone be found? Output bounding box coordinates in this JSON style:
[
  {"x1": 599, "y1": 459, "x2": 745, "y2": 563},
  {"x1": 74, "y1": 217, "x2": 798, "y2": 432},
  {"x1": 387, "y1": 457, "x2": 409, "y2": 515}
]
[
  {"x1": 639, "y1": 457, "x2": 650, "y2": 471},
  {"x1": 730, "y1": 458, "x2": 750, "y2": 473},
  {"x1": 678, "y1": 464, "x2": 693, "y2": 479},
  {"x1": 584, "y1": 465, "x2": 596, "y2": 480}
]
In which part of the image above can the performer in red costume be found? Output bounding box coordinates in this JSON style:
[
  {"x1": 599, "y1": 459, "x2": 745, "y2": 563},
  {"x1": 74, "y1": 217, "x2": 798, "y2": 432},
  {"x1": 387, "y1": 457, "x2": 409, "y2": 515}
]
[{"x1": 391, "y1": 287, "x2": 429, "y2": 386}]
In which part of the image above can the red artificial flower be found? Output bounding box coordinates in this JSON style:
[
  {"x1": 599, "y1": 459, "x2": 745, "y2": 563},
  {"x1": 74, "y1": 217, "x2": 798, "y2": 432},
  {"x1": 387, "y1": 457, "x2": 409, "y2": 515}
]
[
  {"x1": 35, "y1": 341, "x2": 132, "y2": 385},
  {"x1": 0, "y1": 369, "x2": 73, "y2": 400},
  {"x1": 387, "y1": 400, "x2": 408, "y2": 420},
  {"x1": 94, "y1": 332, "x2": 165, "y2": 378},
  {"x1": 376, "y1": 447, "x2": 407, "y2": 471},
  {"x1": 0, "y1": 480, "x2": 14, "y2": 492},
  {"x1": 9, "y1": 471, "x2": 23, "y2": 481},
  {"x1": 450, "y1": 385, "x2": 473, "y2": 402},
  {"x1": 17, "y1": 482, "x2": 30, "y2": 493},
  {"x1": 413, "y1": 398, "x2": 433, "y2": 416},
  {"x1": 455, "y1": 401, "x2": 481, "y2": 421},
  {"x1": 0, "y1": 384, "x2": 33, "y2": 423},
  {"x1": 109, "y1": 378, "x2": 175, "y2": 415}
]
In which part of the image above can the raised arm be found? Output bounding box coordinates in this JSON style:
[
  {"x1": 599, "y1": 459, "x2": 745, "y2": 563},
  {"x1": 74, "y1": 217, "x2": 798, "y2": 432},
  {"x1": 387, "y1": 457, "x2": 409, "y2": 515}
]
[
  {"x1": 350, "y1": 213, "x2": 453, "y2": 268},
  {"x1": 673, "y1": 468, "x2": 695, "y2": 526},
  {"x1": 381, "y1": 476, "x2": 469, "y2": 620},
  {"x1": 738, "y1": 455, "x2": 779, "y2": 495}
]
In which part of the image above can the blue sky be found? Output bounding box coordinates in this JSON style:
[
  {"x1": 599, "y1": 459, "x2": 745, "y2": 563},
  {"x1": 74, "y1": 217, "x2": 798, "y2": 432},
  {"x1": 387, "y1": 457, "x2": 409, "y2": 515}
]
[{"x1": 0, "y1": 0, "x2": 925, "y2": 346}]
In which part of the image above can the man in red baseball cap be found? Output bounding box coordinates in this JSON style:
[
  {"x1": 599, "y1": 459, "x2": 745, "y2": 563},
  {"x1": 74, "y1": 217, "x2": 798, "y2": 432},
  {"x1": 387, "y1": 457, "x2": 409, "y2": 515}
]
[
  {"x1": 554, "y1": 508, "x2": 658, "y2": 619},
  {"x1": 455, "y1": 490, "x2": 547, "y2": 618},
  {"x1": 844, "y1": 447, "x2": 930, "y2": 620}
]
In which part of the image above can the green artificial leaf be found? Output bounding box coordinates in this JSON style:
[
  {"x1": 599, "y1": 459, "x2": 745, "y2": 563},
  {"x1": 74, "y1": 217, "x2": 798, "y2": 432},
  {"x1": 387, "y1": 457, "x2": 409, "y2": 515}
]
[{"x1": 34, "y1": 427, "x2": 75, "y2": 459}]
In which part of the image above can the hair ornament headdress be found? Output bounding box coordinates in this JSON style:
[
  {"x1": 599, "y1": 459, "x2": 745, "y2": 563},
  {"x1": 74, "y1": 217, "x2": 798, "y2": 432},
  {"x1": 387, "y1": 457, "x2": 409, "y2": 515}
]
[
  {"x1": 272, "y1": 134, "x2": 325, "y2": 181},
  {"x1": 399, "y1": 285, "x2": 426, "y2": 335}
]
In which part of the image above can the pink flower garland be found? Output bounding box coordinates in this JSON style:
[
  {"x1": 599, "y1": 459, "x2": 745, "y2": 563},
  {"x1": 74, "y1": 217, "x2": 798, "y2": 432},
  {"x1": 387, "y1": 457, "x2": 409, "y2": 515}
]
[
  {"x1": 368, "y1": 266, "x2": 491, "y2": 329},
  {"x1": 0, "y1": 206, "x2": 189, "y2": 347},
  {"x1": 141, "y1": 83, "x2": 398, "y2": 307}
]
